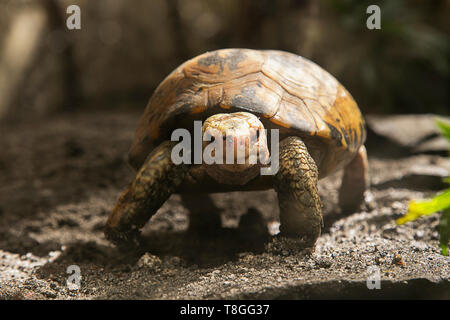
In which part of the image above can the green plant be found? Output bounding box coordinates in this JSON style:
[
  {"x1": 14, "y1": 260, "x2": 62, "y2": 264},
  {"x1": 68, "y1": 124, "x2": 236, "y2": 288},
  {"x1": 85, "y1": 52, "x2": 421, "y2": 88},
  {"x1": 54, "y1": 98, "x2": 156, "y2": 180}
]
[{"x1": 396, "y1": 118, "x2": 450, "y2": 256}]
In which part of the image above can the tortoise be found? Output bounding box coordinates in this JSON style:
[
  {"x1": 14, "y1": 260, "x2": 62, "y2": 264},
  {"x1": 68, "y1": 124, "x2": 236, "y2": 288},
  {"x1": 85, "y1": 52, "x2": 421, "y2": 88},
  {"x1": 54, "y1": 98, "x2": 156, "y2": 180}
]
[{"x1": 104, "y1": 48, "x2": 368, "y2": 248}]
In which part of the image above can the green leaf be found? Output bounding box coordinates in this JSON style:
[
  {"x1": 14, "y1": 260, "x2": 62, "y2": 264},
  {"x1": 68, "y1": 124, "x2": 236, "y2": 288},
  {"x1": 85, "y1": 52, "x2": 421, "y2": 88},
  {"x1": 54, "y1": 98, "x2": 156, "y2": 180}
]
[
  {"x1": 396, "y1": 189, "x2": 450, "y2": 225},
  {"x1": 435, "y1": 118, "x2": 450, "y2": 144},
  {"x1": 396, "y1": 118, "x2": 450, "y2": 256},
  {"x1": 439, "y1": 208, "x2": 450, "y2": 256}
]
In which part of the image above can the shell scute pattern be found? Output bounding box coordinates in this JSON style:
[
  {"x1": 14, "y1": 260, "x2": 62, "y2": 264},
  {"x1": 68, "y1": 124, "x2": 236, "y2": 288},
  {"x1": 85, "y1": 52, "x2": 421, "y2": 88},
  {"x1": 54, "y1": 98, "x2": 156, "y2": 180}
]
[{"x1": 128, "y1": 49, "x2": 365, "y2": 174}]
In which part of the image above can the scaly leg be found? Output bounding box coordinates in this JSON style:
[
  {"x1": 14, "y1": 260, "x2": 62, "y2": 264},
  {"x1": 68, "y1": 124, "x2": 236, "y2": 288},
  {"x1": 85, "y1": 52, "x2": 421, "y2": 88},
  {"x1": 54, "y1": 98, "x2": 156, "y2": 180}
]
[
  {"x1": 274, "y1": 136, "x2": 323, "y2": 247},
  {"x1": 105, "y1": 141, "x2": 188, "y2": 248}
]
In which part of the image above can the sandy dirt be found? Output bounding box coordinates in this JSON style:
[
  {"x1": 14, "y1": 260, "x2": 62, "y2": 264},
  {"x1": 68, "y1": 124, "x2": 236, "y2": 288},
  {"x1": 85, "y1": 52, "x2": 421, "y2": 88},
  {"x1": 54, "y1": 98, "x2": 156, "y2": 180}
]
[{"x1": 0, "y1": 110, "x2": 448, "y2": 299}]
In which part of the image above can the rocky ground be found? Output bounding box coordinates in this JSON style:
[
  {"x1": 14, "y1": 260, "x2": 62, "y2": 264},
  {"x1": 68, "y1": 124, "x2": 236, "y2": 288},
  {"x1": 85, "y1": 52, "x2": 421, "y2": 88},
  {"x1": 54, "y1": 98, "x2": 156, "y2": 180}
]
[{"x1": 0, "y1": 110, "x2": 448, "y2": 299}]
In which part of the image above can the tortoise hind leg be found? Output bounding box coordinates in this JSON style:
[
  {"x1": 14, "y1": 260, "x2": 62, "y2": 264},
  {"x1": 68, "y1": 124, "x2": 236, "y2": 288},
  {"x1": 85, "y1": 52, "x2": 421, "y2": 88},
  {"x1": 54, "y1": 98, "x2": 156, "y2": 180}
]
[
  {"x1": 105, "y1": 141, "x2": 188, "y2": 248},
  {"x1": 339, "y1": 145, "x2": 369, "y2": 213},
  {"x1": 274, "y1": 136, "x2": 323, "y2": 247},
  {"x1": 180, "y1": 193, "x2": 222, "y2": 236}
]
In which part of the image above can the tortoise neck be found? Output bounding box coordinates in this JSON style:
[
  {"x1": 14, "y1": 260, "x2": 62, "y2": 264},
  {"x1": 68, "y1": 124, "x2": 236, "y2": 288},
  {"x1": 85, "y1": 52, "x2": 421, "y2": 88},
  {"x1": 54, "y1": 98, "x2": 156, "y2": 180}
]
[{"x1": 205, "y1": 164, "x2": 261, "y2": 185}]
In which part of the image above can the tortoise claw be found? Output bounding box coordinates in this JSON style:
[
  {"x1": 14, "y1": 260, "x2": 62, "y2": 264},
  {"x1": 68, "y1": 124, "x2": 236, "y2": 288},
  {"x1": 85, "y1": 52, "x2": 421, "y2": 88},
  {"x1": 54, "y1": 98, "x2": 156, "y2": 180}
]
[{"x1": 104, "y1": 224, "x2": 142, "y2": 251}]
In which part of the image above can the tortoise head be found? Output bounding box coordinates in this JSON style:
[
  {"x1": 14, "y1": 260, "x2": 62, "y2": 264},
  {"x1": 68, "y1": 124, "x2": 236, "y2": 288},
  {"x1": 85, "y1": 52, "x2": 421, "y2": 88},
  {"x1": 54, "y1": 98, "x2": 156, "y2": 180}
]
[{"x1": 202, "y1": 112, "x2": 270, "y2": 185}]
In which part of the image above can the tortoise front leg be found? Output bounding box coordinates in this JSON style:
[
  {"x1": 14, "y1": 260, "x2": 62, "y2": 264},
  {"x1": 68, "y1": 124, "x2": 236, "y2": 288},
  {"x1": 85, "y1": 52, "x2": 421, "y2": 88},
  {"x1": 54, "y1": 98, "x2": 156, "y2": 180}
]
[
  {"x1": 274, "y1": 136, "x2": 323, "y2": 247},
  {"x1": 105, "y1": 141, "x2": 188, "y2": 248}
]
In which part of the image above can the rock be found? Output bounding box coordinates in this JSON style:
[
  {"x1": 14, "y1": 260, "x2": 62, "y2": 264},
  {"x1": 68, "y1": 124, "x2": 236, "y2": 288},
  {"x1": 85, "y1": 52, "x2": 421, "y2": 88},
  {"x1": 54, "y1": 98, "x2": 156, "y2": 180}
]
[
  {"x1": 366, "y1": 114, "x2": 450, "y2": 150},
  {"x1": 313, "y1": 256, "x2": 332, "y2": 268},
  {"x1": 135, "y1": 253, "x2": 162, "y2": 272},
  {"x1": 391, "y1": 254, "x2": 405, "y2": 266},
  {"x1": 374, "y1": 172, "x2": 448, "y2": 191},
  {"x1": 41, "y1": 289, "x2": 57, "y2": 298},
  {"x1": 413, "y1": 136, "x2": 450, "y2": 155}
]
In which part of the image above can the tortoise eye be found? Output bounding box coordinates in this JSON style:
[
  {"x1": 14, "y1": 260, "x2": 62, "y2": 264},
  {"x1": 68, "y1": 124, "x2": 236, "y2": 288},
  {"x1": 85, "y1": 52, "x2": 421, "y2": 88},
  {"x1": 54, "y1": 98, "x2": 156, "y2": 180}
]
[
  {"x1": 205, "y1": 133, "x2": 215, "y2": 142},
  {"x1": 251, "y1": 130, "x2": 260, "y2": 142}
]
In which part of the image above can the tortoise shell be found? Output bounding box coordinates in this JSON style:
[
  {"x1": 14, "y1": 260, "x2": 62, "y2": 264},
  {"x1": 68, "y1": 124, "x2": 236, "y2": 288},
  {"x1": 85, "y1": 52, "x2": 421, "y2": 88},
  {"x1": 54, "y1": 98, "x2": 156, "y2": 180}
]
[{"x1": 129, "y1": 49, "x2": 366, "y2": 178}]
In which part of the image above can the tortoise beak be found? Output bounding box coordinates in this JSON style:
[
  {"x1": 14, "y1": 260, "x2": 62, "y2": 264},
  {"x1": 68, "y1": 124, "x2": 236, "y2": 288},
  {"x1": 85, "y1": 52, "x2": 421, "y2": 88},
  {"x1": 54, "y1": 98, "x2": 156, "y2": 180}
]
[{"x1": 223, "y1": 135, "x2": 251, "y2": 164}]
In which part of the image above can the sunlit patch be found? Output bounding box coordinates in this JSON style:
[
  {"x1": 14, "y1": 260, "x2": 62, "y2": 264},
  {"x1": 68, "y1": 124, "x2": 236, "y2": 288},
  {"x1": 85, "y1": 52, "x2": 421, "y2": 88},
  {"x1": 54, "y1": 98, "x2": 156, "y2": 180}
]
[{"x1": 190, "y1": 105, "x2": 208, "y2": 114}]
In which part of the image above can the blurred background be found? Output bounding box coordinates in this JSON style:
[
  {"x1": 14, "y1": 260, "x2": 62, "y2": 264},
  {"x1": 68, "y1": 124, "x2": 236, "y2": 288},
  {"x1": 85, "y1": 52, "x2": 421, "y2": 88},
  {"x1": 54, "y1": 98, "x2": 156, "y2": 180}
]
[{"x1": 0, "y1": 0, "x2": 448, "y2": 122}]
